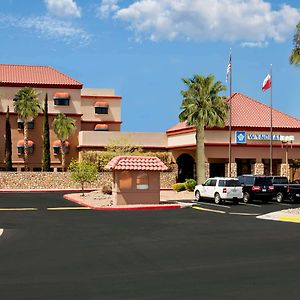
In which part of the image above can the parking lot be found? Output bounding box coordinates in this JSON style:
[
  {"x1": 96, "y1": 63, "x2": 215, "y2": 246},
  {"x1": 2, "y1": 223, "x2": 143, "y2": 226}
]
[{"x1": 1, "y1": 193, "x2": 300, "y2": 299}]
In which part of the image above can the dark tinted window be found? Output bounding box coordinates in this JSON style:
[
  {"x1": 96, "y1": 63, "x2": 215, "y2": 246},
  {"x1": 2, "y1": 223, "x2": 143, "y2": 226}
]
[
  {"x1": 224, "y1": 180, "x2": 241, "y2": 187},
  {"x1": 254, "y1": 177, "x2": 272, "y2": 185},
  {"x1": 272, "y1": 177, "x2": 288, "y2": 184},
  {"x1": 210, "y1": 179, "x2": 217, "y2": 187},
  {"x1": 244, "y1": 176, "x2": 254, "y2": 185}
]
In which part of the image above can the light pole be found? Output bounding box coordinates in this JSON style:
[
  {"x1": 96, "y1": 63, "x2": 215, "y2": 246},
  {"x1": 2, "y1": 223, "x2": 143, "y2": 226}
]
[{"x1": 280, "y1": 135, "x2": 294, "y2": 180}]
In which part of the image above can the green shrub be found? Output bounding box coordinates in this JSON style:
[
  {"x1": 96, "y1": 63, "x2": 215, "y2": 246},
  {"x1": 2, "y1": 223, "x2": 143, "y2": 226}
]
[
  {"x1": 185, "y1": 179, "x2": 196, "y2": 191},
  {"x1": 172, "y1": 183, "x2": 186, "y2": 192}
]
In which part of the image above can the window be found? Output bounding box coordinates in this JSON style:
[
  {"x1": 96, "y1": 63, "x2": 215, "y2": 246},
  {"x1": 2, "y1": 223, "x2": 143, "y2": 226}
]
[
  {"x1": 119, "y1": 171, "x2": 132, "y2": 190},
  {"x1": 94, "y1": 102, "x2": 109, "y2": 114},
  {"x1": 136, "y1": 173, "x2": 149, "y2": 190},
  {"x1": 54, "y1": 98, "x2": 69, "y2": 106},
  {"x1": 17, "y1": 119, "x2": 34, "y2": 129},
  {"x1": 209, "y1": 179, "x2": 217, "y2": 187},
  {"x1": 53, "y1": 92, "x2": 70, "y2": 106},
  {"x1": 95, "y1": 107, "x2": 108, "y2": 114},
  {"x1": 17, "y1": 145, "x2": 34, "y2": 155}
]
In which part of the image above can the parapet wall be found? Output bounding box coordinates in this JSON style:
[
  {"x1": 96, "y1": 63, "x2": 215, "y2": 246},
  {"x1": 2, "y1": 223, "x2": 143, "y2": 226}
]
[{"x1": 0, "y1": 171, "x2": 177, "y2": 190}]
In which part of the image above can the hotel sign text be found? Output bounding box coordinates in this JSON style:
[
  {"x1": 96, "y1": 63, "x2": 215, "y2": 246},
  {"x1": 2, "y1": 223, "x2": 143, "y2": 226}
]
[{"x1": 247, "y1": 133, "x2": 281, "y2": 141}]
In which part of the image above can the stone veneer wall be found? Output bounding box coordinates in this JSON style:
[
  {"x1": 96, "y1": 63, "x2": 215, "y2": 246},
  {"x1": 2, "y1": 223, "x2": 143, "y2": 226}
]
[{"x1": 0, "y1": 171, "x2": 177, "y2": 190}]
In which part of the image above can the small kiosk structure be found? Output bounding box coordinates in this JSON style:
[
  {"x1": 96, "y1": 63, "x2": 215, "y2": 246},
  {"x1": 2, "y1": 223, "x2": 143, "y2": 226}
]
[{"x1": 105, "y1": 156, "x2": 168, "y2": 205}]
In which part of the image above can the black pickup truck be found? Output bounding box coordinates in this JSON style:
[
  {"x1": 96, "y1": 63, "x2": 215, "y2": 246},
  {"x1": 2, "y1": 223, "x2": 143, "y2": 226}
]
[{"x1": 267, "y1": 176, "x2": 300, "y2": 203}]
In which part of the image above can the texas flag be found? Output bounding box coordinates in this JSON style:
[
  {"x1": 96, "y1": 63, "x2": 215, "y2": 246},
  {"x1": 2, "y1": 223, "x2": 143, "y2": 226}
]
[{"x1": 262, "y1": 74, "x2": 271, "y2": 91}]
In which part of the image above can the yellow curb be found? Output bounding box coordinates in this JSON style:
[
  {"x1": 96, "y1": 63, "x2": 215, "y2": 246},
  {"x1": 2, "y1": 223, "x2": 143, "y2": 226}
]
[
  {"x1": 0, "y1": 208, "x2": 37, "y2": 211},
  {"x1": 278, "y1": 216, "x2": 300, "y2": 223},
  {"x1": 229, "y1": 212, "x2": 260, "y2": 216},
  {"x1": 47, "y1": 207, "x2": 91, "y2": 211},
  {"x1": 192, "y1": 206, "x2": 226, "y2": 214}
]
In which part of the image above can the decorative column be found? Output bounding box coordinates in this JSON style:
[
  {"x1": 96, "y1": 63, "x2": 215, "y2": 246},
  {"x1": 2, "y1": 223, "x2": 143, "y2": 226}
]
[
  {"x1": 253, "y1": 163, "x2": 264, "y2": 175},
  {"x1": 205, "y1": 162, "x2": 210, "y2": 180},
  {"x1": 225, "y1": 163, "x2": 237, "y2": 177},
  {"x1": 280, "y1": 163, "x2": 288, "y2": 177}
]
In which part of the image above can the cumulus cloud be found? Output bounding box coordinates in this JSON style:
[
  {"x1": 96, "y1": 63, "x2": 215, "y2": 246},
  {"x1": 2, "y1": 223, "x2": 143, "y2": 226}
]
[
  {"x1": 45, "y1": 0, "x2": 81, "y2": 18},
  {"x1": 98, "y1": 0, "x2": 120, "y2": 18},
  {"x1": 104, "y1": 0, "x2": 300, "y2": 46},
  {"x1": 0, "y1": 14, "x2": 90, "y2": 45}
]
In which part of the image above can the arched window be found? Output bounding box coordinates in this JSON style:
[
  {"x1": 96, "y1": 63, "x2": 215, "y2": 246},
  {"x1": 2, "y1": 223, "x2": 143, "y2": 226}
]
[
  {"x1": 119, "y1": 171, "x2": 132, "y2": 190},
  {"x1": 136, "y1": 172, "x2": 149, "y2": 190}
]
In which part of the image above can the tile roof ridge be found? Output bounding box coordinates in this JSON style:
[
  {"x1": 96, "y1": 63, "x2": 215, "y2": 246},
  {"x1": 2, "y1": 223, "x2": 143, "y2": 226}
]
[{"x1": 0, "y1": 63, "x2": 49, "y2": 68}]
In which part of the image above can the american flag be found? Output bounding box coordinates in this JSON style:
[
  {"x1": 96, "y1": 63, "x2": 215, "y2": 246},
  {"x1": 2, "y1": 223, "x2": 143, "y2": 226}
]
[{"x1": 226, "y1": 52, "x2": 231, "y2": 82}]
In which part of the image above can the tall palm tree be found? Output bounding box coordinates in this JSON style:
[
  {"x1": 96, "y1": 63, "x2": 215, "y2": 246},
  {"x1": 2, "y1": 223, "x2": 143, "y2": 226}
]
[
  {"x1": 13, "y1": 87, "x2": 40, "y2": 171},
  {"x1": 5, "y1": 106, "x2": 13, "y2": 171},
  {"x1": 179, "y1": 74, "x2": 228, "y2": 184},
  {"x1": 53, "y1": 113, "x2": 75, "y2": 171},
  {"x1": 290, "y1": 22, "x2": 300, "y2": 65},
  {"x1": 42, "y1": 93, "x2": 51, "y2": 171}
]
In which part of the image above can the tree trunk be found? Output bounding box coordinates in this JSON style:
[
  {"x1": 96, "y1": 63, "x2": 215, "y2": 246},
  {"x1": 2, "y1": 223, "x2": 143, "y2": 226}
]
[
  {"x1": 24, "y1": 121, "x2": 29, "y2": 171},
  {"x1": 196, "y1": 126, "x2": 206, "y2": 184},
  {"x1": 61, "y1": 140, "x2": 66, "y2": 172}
]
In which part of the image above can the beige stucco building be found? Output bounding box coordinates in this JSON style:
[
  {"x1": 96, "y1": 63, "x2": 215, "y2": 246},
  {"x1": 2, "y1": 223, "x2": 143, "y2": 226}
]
[{"x1": 1, "y1": 64, "x2": 300, "y2": 181}]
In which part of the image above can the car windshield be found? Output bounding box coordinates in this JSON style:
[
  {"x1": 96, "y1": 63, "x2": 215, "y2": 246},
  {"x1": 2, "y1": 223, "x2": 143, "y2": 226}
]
[
  {"x1": 219, "y1": 180, "x2": 241, "y2": 187},
  {"x1": 254, "y1": 177, "x2": 272, "y2": 185}
]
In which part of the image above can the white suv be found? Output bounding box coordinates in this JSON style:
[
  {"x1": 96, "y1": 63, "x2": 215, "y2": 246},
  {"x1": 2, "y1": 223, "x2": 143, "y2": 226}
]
[{"x1": 194, "y1": 177, "x2": 243, "y2": 204}]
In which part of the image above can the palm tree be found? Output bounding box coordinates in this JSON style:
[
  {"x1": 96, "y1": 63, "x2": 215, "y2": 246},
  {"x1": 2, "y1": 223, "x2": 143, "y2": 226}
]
[
  {"x1": 42, "y1": 93, "x2": 51, "y2": 171},
  {"x1": 53, "y1": 113, "x2": 75, "y2": 171},
  {"x1": 290, "y1": 22, "x2": 300, "y2": 65},
  {"x1": 179, "y1": 74, "x2": 228, "y2": 184},
  {"x1": 5, "y1": 106, "x2": 13, "y2": 171},
  {"x1": 13, "y1": 87, "x2": 40, "y2": 171}
]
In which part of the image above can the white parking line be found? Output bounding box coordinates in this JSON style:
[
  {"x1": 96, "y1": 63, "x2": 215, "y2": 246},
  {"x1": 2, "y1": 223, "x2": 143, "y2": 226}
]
[
  {"x1": 0, "y1": 208, "x2": 38, "y2": 211},
  {"x1": 239, "y1": 203, "x2": 262, "y2": 208},
  {"x1": 0, "y1": 229, "x2": 3, "y2": 237},
  {"x1": 196, "y1": 202, "x2": 231, "y2": 209},
  {"x1": 47, "y1": 207, "x2": 91, "y2": 211},
  {"x1": 278, "y1": 203, "x2": 292, "y2": 206}
]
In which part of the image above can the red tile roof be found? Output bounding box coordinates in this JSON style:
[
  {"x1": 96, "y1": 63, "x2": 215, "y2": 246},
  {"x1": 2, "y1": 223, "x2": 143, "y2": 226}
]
[
  {"x1": 0, "y1": 64, "x2": 82, "y2": 88},
  {"x1": 167, "y1": 92, "x2": 300, "y2": 133},
  {"x1": 106, "y1": 156, "x2": 168, "y2": 171}
]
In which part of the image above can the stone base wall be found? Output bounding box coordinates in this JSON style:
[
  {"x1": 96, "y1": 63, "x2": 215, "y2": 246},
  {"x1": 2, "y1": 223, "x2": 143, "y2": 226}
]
[{"x1": 0, "y1": 171, "x2": 177, "y2": 190}]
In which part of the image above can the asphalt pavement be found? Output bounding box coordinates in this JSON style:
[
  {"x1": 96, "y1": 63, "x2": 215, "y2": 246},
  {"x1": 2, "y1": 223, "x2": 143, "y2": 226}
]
[{"x1": 1, "y1": 193, "x2": 300, "y2": 300}]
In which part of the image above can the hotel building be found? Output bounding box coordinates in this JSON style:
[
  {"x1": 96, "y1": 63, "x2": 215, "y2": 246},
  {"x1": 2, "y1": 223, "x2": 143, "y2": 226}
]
[{"x1": 1, "y1": 64, "x2": 300, "y2": 181}]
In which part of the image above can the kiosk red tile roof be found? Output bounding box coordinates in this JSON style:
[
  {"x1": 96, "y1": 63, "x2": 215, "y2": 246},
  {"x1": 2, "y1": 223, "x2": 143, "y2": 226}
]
[
  {"x1": 167, "y1": 92, "x2": 300, "y2": 133},
  {"x1": 106, "y1": 156, "x2": 168, "y2": 171},
  {"x1": 0, "y1": 64, "x2": 82, "y2": 88}
]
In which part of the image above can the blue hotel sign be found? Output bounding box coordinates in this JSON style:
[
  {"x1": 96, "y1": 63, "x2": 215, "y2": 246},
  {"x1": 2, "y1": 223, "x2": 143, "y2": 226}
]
[{"x1": 236, "y1": 131, "x2": 282, "y2": 144}]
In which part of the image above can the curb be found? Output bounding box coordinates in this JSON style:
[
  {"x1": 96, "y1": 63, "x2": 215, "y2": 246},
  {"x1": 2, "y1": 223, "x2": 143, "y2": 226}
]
[{"x1": 63, "y1": 194, "x2": 183, "y2": 211}]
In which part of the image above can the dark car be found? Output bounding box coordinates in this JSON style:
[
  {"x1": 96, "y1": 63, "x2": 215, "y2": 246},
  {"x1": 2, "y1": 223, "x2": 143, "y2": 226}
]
[
  {"x1": 237, "y1": 175, "x2": 275, "y2": 203},
  {"x1": 267, "y1": 176, "x2": 289, "y2": 203}
]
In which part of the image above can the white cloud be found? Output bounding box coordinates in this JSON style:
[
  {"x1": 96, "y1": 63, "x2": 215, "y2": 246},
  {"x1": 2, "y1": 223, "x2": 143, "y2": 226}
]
[
  {"x1": 45, "y1": 0, "x2": 81, "y2": 18},
  {"x1": 107, "y1": 0, "x2": 300, "y2": 45},
  {"x1": 0, "y1": 14, "x2": 90, "y2": 45},
  {"x1": 98, "y1": 0, "x2": 120, "y2": 19}
]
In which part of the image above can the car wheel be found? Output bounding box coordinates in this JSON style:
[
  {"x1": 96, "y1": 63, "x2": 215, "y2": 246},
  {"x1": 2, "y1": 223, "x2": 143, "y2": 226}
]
[
  {"x1": 195, "y1": 190, "x2": 201, "y2": 201},
  {"x1": 214, "y1": 193, "x2": 221, "y2": 204},
  {"x1": 276, "y1": 192, "x2": 283, "y2": 203},
  {"x1": 243, "y1": 192, "x2": 251, "y2": 203}
]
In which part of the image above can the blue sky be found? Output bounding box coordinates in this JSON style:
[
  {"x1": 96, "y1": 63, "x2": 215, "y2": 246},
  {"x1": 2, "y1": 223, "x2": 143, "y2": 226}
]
[{"x1": 1, "y1": 0, "x2": 300, "y2": 132}]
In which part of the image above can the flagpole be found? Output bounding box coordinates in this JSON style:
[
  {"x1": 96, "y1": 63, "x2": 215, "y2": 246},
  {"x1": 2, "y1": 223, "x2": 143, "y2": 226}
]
[
  {"x1": 229, "y1": 48, "x2": 232, "y2": 177},
  {"x1": 270, "y1": 64, "x2": 273, "y2": 176}
]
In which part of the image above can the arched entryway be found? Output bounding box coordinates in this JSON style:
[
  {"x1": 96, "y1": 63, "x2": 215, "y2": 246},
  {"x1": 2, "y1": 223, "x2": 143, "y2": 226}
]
[{"x1": 177, "y1": 154, "x2": 195, "y2": 183}]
